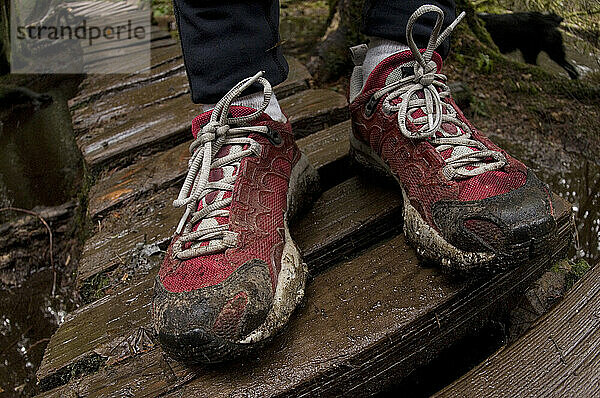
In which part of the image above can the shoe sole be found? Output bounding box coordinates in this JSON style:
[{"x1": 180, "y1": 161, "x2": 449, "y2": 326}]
[{"x1": 349, "y1": 132, "x2": 556, "y2": 273}]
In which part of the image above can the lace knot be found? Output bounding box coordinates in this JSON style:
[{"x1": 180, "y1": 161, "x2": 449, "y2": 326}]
[
  {"x1": 372, "y1": 5, "x2": 507, "y2": 180},
  {"x1": 172, "y1": 71, "x2": 275, "y2": 260},
  {"x1": 414, "y1": 60, "x2": 436, "y2": 86}
]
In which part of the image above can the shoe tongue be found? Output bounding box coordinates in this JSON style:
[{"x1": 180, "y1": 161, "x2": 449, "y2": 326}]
[
  {"x1": 362, "y1": 50, "x2": 444, "y2": 93},
  {"x1": 187, "y1": 105, "x2": 274, "y2": 243},
  {"x1": 191, "y1": 105, "x2": 273, "y2": 138}
]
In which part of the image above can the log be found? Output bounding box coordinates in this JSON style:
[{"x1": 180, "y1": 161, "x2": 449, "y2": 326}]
[{"x1": 434, "y1": 261, "x2": 600, "y2": 398}]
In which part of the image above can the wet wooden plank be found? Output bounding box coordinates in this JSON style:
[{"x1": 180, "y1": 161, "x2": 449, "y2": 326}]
[
  {"x1": 71, "y1": 42, "x2": 181, "y2": 98},
  {"x1": 71, "y1": 57, "x2": 309, "y2": 136},
  {"x1": 74, "y1": 82, "x2": 331, "y2": 172},
  {"x1": 281, "y1": 89, "x2": 349, "y2": 138},
  {"x1": 86, "y1": 119, "x2": 350, "y2": 220},
  {"x1": 297, "y1": 119, "x2": 350, "y2": 171},
  {"x1": 69, "y1": 49, "x2": 310, "y2": 111},
  {"x1": 435, "y1": 261, "x2": 600, "y2": 398},
  {"x1": 72, "y1": 70, "x2": 190, "y2": 136},
  {"x1": 38, "y1": 194, "x2": 572, "y2": 397},
  {"x1": 275, "y1": 57, "x2": 312, "y2": 99},
  {"x1": 77, "y1": 186, "x2": 180, "y2": 285},
  {"x1": 38, "y1": 174, "x2": 404, "y2": 387}
]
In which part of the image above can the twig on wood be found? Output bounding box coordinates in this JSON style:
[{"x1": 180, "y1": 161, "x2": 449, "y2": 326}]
[
  {"x1": 27, "y1": 337, "x2": 51, "y2": 352},
  {"x1": 0, "y1": 207, "x2": 56, "y2": 296}
]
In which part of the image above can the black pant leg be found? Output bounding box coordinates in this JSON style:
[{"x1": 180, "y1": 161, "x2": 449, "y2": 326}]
[
  {"x1": 362, "y1": 0, "x2": 456, "y2": 58},
  {"x1": 173, "y1": 0, "x2": 287, "y2": 104}
]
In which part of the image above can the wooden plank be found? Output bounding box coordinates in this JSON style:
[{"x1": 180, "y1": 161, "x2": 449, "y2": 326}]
[
  {"x1": 72, "y1": 54, "x2": 307, "y2": 111},
  {"x1": 77, "y1": 187, "x2": 180, "y2": 285},
  {"x1": 38, "y1": 174, "x2": 404, "y2": 387},
  {"x1": 38, "y1": 194, "x2": 572, "y2": 397},
  {"x1": 76, "y1": 88, "x2": 345, "y2": 171},
  {"x1": 69, "y1": 42, "x2": 182, "y2": 107},
  {"x1": 280, "y1": 89, "x2": 349, "y2": 138},
  {"x1": 434, "y1": 261, "x2": 600, "y2": 398},
  {"x1": 72, "y1": 70, "x2": 190, "y2": 135},
  {"x1": 296, "y1": 119, "x2": 350, "y2": 171},
  {"x1": 73, "y1": 69, "x2": 320, "y2": 171},
  {"x1": 71, "y1": 56, "x2": 309, "y2": 135},
  {"x1": 276, "y1": 57, "x2": 312, "y2": 99},
  {"x1": 86, "y1": 119, "x2": 350, "y2": 220}
]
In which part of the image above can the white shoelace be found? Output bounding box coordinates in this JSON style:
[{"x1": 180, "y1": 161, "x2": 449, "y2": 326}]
[
  {"x1": 370, "y1": 5, "x2": 507, "y2": 180},
  {"x1": 172, "y1": 72, "x2": 272, "y2": 260}
]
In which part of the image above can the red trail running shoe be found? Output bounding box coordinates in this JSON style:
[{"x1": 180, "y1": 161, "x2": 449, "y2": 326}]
[
  {"x1": 153, "y1": 72, "x2": 319, "y2": 363},
  {"x1": 349, "y1": 5, "x2": 560, "y2": 272}
]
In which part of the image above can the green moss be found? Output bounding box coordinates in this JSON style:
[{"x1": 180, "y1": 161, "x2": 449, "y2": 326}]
[
  {"x1": 151, "y1": 0, "x2": 173, "y2": 20},
  {"x1": 566, "y1": 259, "x2": 591, "y2": 289},
  {"x1": 38, "y1": 354, "x2": 107, "y2": 392},
  {"x1": 79, "y1": 272, "x2": 112, "y2": 304},
  {"x1": 476, "y1": 53, "x2": 493, "y2": 74},
  {"x1": 70, "y1": 160, "x2": 95, "y2": 245},
  {"x1": 550, "y1": 259, "x2": 592, "y2": 290}
]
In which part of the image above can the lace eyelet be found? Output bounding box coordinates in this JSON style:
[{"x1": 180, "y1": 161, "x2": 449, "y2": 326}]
[
  {"x1": 364, "y1": 96, "x2": 379, "y2": 118},
  {"x1": 265, "y1": 127, "x2": 282, "y2": 146}
]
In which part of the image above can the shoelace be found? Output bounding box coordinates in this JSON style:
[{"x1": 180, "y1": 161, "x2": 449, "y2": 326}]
[
  {"x1": 371, "y1": 5, "x2": 506, "y2": 180},
  {"x1": 172, "y1": 72, "x2": 272, "y2": 260}
]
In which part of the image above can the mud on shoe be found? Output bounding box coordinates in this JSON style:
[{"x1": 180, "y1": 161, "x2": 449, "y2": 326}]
[
  {"x1": 348, "y1": 5, "x2": 562, "y2": 272},
  {"x1": 153, "y1": 72, "x2": 320, "y2": 363}
]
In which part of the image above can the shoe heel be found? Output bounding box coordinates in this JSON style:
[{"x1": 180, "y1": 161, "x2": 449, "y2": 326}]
[{"x1": 349, "y1": 132, "x2": 391, "y2": 178}]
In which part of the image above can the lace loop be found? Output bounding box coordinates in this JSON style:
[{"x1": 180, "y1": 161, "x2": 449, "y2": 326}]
[
  {"x1": 172, "y1": 71, "x2": 272, "y2": 260},
  {"x1": 373, "y1": 5, "x2": 507, "y2": 180}
]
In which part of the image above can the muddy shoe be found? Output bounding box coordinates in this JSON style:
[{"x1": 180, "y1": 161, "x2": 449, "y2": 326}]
[
  {"x1": 153, "y1": 72, "x2": 319, "y2": 363},
  {"x1": 348, "y1": 5, "x2": 559, "y2": 272}
]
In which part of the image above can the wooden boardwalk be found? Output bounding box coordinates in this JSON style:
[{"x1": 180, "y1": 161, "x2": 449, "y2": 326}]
[
  {"x1": 435, "y1": 261, "x2": 600, "y2": 397},
  {"x1": 36, "y1": 29, "x2": 574, "y2": 397}
]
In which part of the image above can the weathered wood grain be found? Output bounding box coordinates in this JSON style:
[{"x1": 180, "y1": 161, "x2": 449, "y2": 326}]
[
  {"x1": 296, "y1": 119, "x2": 350, "y2": 172},
  {"x1": 38, "y1": 193, "x2": 572, "y2": 397},
  {"x1": 71, "y1": 56, "x2": 308, "y2": 137},
  {"x1": 77, "y1": 186, "x2": 180, "y2": 285},
  {"x1": 272, "y1": 57, "x2": 312, "y2": 99},
  {"x1": 68, "y1": 43, "x2": 183, "y2": 109},
  {"x1": 434, "y1": 261, "x2": 600, "y2": 398},
  {"x1": 86, "y1": 119, "x2": 350, "y2": 220},
  {"x1": 38, "y1": 174, "x2": 404, "y2": 387},
  {"x1": 296, "y1": 119, "x2": 352, "y2": 188},
  {"x1": 280, "y1": 88, "x2": 349, "y2": 138},
  {"x1": 76, "y1": 86, "x2": 341, "y2": 171},
  {"x1": 72, "y1": 69, "x2": 190, "y2": 136}
]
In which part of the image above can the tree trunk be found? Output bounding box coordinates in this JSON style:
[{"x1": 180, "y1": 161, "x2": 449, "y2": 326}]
[{"x1": 307, "y1": 0, "x2": 365, "y2": 83}]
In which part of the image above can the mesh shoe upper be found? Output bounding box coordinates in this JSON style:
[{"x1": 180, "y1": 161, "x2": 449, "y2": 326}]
[
  {"x1": 158, "y1": 107, "x2": 300, "y2": 294},
  {"x1": 351, "y1": 51, "x2": 529, "y2": 228},
  {"x1": 349, "y1": 5, "x2": 556, "y2": 259}
]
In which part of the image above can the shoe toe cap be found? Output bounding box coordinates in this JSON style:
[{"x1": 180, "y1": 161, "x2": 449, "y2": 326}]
[
  {"x1": 432, "y1": 170, "x2": 557, "y2": 258},
  {"x1": 152, "y1": 259, "x2": 273, "y2": 363}
]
